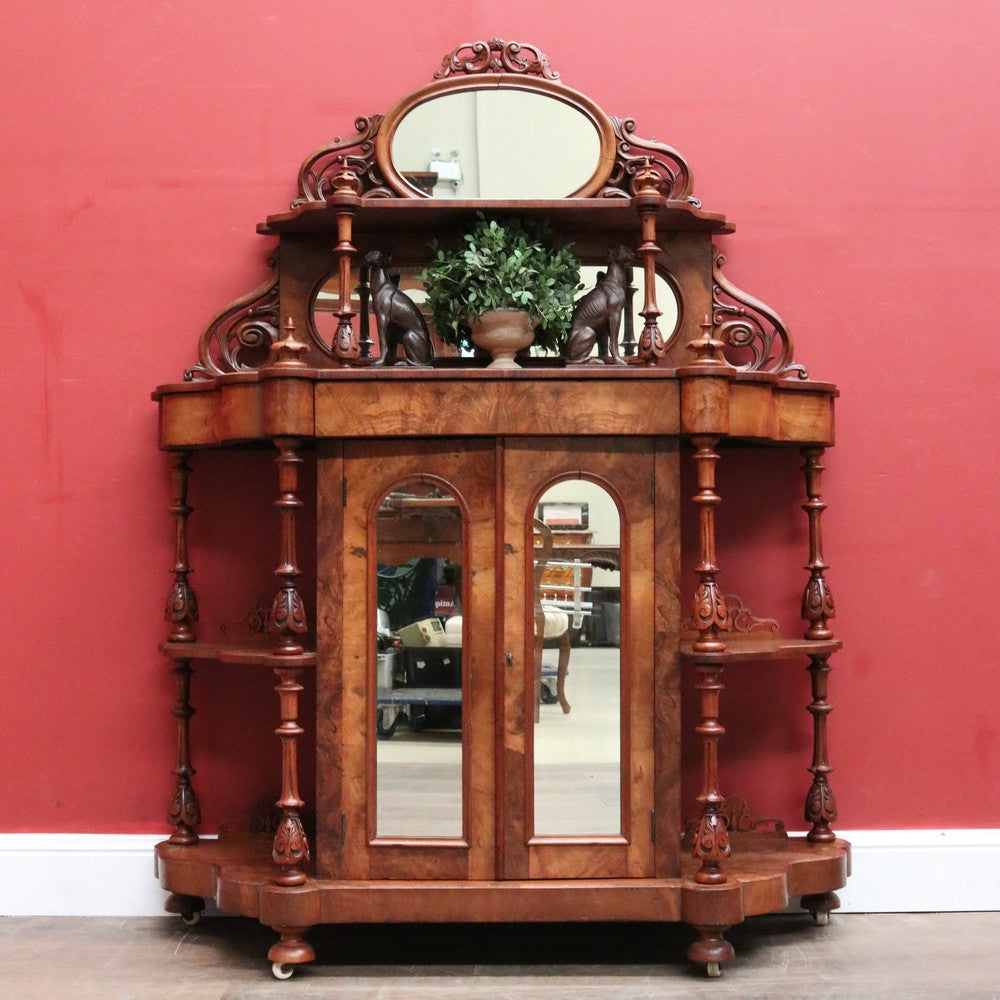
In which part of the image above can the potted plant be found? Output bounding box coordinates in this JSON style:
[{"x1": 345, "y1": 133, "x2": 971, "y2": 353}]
[{"x1": 420, "y1": 213, "x2": 581, "y2": 368}]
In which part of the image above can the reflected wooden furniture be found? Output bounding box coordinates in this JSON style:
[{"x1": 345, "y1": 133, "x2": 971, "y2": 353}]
[
  {"x1": 152, "y1": 39, "x2": 846, "y2": 981},
  {"x1": 532, "y1": 519, "x2": 573, "y2": 717}
]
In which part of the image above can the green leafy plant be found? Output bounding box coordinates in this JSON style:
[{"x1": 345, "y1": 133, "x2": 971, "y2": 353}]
[{"x1": 419, "y1": 213, "x2": 581, "y2": 354}]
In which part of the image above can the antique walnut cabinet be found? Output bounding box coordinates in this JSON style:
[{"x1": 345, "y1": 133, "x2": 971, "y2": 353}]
[{"x1": 153, "y1": 40, "x2": 847, "y2": 980}]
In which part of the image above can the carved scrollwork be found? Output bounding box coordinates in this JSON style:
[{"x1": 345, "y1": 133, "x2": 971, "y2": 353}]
[
  {"x1": 600, "y1": 117, "x2": 694, "y2": 202},
  {"x1": 165, "y1": 580, "x2": 199, "y2": 629},
  {"x1": 291, "y1": 115, "x2": 394, "y2": 205},
  {"x1": 272, "y1": 814, "x2": 310, "y2": 866},
  {"x1": 693, "y1": 581, "x2": 730, "y2": 634},
  {"x1": 685, "y1": 796, "x2": 787, "y2": 841},
  {"x1": 185, "y1": 255, "x2": 280, "y2": 380},
  {"x1": 168, "y1": 784, "x2": 201, "y2": 832},
  {"x1": 435, "y1": 39, "x2": 559, "y2": 79},
  {"x1": 684, "y1": 593, "x2": 778, "y2": 638},
  {"x1": 270, "y1": 588, "x2": 307, "y2": 638},
  {"x1": 805, "y1": 780, "x2": 838, "y2": 827},
  {"x1": 727, "y1": 594, "x2": 779, "y2": 636},
  {"x1": 803, "y1": 576, "x2": 836, "y2": 624},
  {"x1": 712, "y1": 252, "x2": 808, "y2": 379},
  {"x1": 719, "y1": 796, "x2": 786, "y2": 835},
  {"x1": 692, "y1": 810, "x2": 731, "y2": 882}
]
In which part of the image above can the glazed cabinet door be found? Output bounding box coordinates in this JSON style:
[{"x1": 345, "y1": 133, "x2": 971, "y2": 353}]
[
  {"x1": 500, "y1": 437, "x2": 662, "y2": 880},
  {"x1": 316, "y1": 438, "x2": 497, "y2": 881}
]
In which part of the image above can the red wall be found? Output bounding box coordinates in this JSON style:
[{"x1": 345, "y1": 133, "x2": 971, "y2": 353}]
[{"x1": 2, "y1": 2, "x2": 997, "y2": 835}]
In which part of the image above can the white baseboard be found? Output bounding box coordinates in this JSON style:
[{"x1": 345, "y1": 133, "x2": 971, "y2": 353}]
[
  {"x1": 0, "y1": 830, "x2": 997, "y2": 917},
  {"x1": 834, "y1": 829, "x2": 1000, "y2": 913}
]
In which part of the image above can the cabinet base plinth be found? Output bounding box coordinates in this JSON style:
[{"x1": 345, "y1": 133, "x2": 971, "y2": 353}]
[{"x1": 156, "y1": 832, "x2": 849, "y2": 976}]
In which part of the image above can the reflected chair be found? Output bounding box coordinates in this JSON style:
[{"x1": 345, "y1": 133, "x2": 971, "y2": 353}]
[{"x1": 532, "y1": 518, "x2": 574, "y2": 721}]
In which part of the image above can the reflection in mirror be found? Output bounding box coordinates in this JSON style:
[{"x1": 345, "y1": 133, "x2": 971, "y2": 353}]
[
  {"x1": 392, "y1": 89, "x2": 602, "y2": 199},
  {"x1": 374, "y1": 479, "x2": 464, "y2": 838},
  {"x1": 313, "y1": 269, "x2": 434, "y2": 361},
  {"x1": 313, "y1": 265, "x2": 679, "y2": 363},
  {"x1": 572, "y1": 265, "x2": 680, "y2": 361},
  {"x1": 532, "y1": 480, "x2": 622, "y2": 836}
]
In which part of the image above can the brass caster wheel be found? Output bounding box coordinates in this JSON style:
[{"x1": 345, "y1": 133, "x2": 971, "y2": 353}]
[
  {"x1": 813, "y1": 910, "x2": 830, "y2": 927},
  {"x1": 706, "y1": 962, "x2": 722, "y2": 978},
  {"x1": 272, "y1": 962, "x2": 294, "y2": 980},
  {"x1": 181, "y1": 911, "x2": 201, "y2": 927}
]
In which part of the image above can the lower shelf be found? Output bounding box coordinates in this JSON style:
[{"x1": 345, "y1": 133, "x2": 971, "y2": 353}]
[{"x1": 155, "y1": 831, "x2": 849, "y2": 930}]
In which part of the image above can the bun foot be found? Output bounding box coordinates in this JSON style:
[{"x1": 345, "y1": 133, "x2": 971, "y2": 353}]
[
  {"x1": 164, "y1": 892, "x2": 205, "y2": 926},
  {"x1": 267, "y1": 925, "x2": 315, "y2": 977},
  {"x1": 687, "y1": 923, "x2": 735, "y2": 976},
  {"x1": 802, "y1": 891, "x2": 840, "y2": 926}
]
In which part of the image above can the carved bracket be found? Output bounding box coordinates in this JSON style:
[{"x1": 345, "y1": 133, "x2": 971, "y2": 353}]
[
  {"x1": 601, "y1": 118, "x2": 694, "y2": 202},
  {"x1": 435, "y1": 39, "x2": 558, "y2": 79},
  {"x1": 292, "y1": 116, "x2": 394, "y2": 206},
  {"x1": 712, "y1": 252, "x2": 808, "y2": 379},
  {"x1": 185, "y1": 255, "x2": 280, "y2": 380}
]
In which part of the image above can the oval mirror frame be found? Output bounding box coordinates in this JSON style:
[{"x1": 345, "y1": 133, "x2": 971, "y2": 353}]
[{"x1": 375, "y1": 75, "x2": 618, "y2": 200}]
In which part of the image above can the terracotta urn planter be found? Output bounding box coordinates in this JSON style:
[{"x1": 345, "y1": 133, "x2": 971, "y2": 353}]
[{"x1": 469, "y1": 309, "x2": 534, "y2": 368}]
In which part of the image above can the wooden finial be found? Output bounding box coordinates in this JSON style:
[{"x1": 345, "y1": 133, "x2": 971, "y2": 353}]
[
  {"x1": 686, "y1": 313, "x2": 728, "y2": 368},
  {"x1": 331, "y1": 158, "x2": 364, "y2": 198},
  {"x1": 268, "y1": 317, "x2": 309, "y2": 369},
  {"x1": 632, "y1": 157, "x2": 661, "y2": 197}
]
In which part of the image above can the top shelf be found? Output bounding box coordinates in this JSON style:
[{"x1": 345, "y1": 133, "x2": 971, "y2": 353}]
[{"x1": 259, "y1": 197, "x2": 734, "y2": 238}]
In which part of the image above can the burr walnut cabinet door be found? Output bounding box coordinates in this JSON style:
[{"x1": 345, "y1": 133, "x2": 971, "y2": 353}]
[
  {"x1": 500, "y1": 437, "x2": 657, "y2": 880},
  {"x1": 324, "y1": 438, "x2": 497, "y2": 881}
]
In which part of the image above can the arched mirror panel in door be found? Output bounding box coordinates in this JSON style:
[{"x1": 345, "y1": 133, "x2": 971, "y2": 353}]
[
  {"x1": 531, "y1": 478, "x2": 624, "y2": 838},
  {"x1": 372, "y1": 477, "x2": 466, "y2": 840}
]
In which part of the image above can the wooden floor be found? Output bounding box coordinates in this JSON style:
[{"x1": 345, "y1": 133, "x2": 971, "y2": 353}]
[{"x1": 0, "y1": 912, "x2": 997, "y2": 999}]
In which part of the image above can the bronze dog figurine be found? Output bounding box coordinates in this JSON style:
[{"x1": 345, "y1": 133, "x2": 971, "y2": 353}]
[
  {"x1": 365, "y1": 251, "x2": 433, "y2": 366},
  {"x1": 566, "y1": 246, "x2": 633, "y2": 365}
]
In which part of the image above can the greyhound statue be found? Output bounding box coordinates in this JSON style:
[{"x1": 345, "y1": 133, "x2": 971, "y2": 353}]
[
  {"x1": 566, "y1": 246, "x2": 634, "y2": 365},
  {"x1": 364, "y1": 250, "x2": 434, "y2": 366}
]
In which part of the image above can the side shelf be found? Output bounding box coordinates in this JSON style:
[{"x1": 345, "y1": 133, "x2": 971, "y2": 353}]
[
  {"x1": 680, "y1": 636, "x2": 841, "y2": 664},
  {"x1": 159, "y1": 640, "x2": 317, "y2": 669}
]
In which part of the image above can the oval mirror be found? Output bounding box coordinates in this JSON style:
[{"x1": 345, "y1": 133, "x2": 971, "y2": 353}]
[{"x1": 382, "y1": 80, "x2": 614, "y2": 199}]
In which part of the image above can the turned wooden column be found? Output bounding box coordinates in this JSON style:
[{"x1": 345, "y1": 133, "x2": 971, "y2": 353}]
[
  {"x1": 164, "y1": 452, "x2": 200, "y2": 845},
  {"x1": 165, "y1": 452, "x2": 199, "y2": 643},
  {"x1": 269, "y1": 437, "x2": 310, "y2": 886},
  {"x1": 634, "y1": 165, "x2": 666, "y2": 364},
  {"x1": 801, "y1": 447, "x2": 835, "y2": 640},
  {"x1": 805, "y1": 655, "x2": 838, "y2": 842},
  {"x1": 801, "y1": 447, "x2": 838, "y2": 842},
  {"x1": 690, "y1": 436, "x2": 731, "y2": 884},
  {"x1": 331, "y1": 166, "x2": 362, "y2": 363}
]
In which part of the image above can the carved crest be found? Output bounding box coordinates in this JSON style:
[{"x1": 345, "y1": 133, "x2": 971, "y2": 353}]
[{"x1": 435, "y1": 39, "x2": 558, "y2": 79}]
